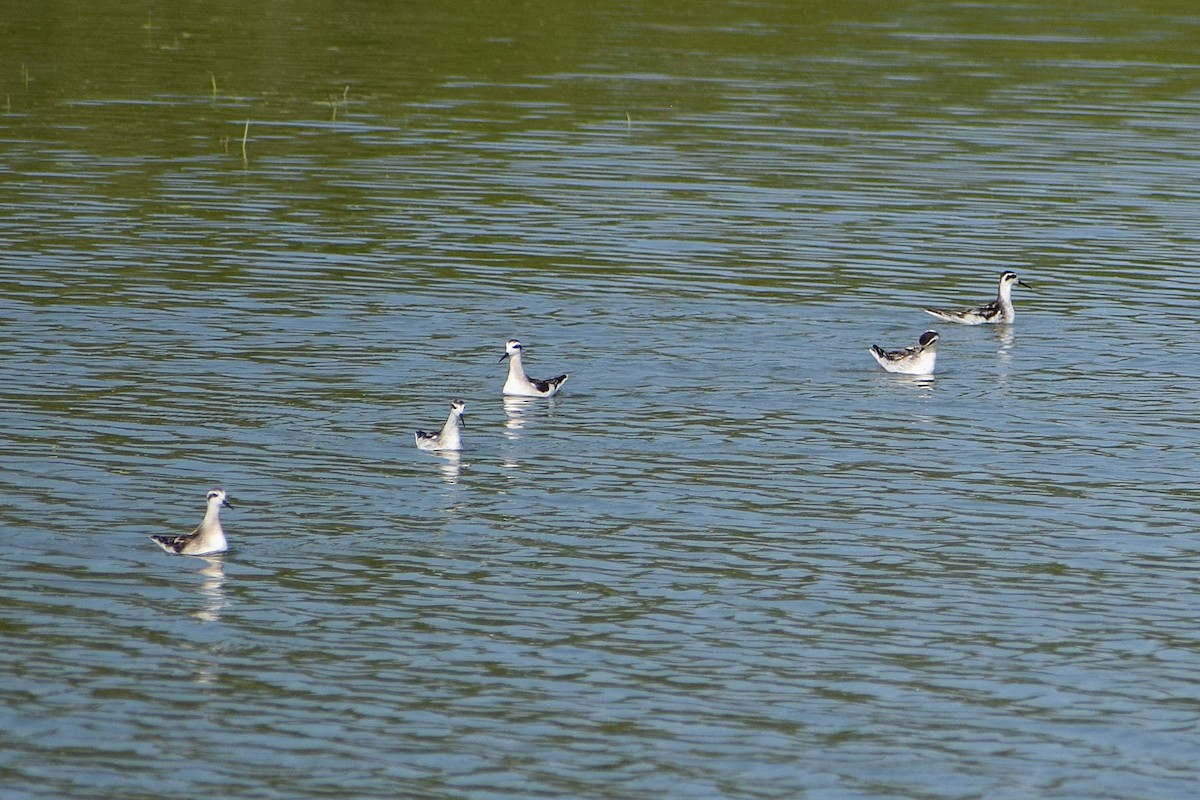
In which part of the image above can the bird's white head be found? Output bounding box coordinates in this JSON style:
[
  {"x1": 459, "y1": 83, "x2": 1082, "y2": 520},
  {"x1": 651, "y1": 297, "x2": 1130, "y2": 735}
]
[
  {"x1": 997, "y1": 271, "x2": 1030, "y2": 301},
  {"x1": 500, "y1": 339, "x2": 523, "y2": 361},
  {"x1": 1000, "y1": 271, "x2": 1031, "y2": 289}
]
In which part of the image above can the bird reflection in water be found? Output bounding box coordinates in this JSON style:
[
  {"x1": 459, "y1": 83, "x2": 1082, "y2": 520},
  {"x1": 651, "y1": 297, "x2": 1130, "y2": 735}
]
[
  {"x1": 191, "y1": 556, "x2": 227, "y2": 623},
  {"x1": 503, "y1": 395, "x2": 536, "y2": 439},
  {"x1": 435, "y1": 450, "x2": 462, "y2": 484},
  {"x1": 996, "y1": 324, "x2": 1015, "y2": 366}
]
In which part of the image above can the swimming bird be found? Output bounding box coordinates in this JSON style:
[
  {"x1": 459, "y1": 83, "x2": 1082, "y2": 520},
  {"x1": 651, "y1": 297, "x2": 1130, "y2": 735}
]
[
  {"x1": 923, "y1": 270, "x2": 1031, "y2": 324},
  {"x1": 415, "y1": 399, "x2": 466, "y2": 451},
  {"x1": 500, "y1": 339, "x2": 568, "y2": 397},
  {"x1": 150, "y1": 488, "x2": 232, "y2": 556},
  {"x1": 869, "y1": 330, "x2": 939, "y2": 375}
]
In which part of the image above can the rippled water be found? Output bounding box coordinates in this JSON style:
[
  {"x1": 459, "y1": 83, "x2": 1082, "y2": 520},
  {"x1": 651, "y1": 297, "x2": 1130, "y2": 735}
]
[{"x1": 4, "y1": 2, "x2": 1200, "y2": 798}]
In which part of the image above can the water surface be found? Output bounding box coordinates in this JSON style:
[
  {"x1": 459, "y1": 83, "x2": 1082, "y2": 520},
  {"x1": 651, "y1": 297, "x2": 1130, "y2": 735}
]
[{"x1": 3, "y1": 2, "x2": 1200, "y2": 798}]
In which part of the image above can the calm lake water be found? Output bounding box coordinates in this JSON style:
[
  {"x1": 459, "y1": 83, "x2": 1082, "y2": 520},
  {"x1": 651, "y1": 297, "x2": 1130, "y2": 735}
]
[{"x1": 3, "y1": 2, "x2": 1200, "y2": 798}]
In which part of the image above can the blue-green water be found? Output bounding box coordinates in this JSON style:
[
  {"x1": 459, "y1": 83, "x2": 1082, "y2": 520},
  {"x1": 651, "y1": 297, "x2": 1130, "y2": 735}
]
[{"x1": 3, "y1": 2, "x2": 1200, "y2": 798}]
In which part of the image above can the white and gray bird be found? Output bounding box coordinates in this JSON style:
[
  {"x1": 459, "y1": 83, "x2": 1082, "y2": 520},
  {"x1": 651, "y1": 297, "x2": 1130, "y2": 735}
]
[
  {"x1": 923, "y1": 271, "x2": 1031, "y2": 324},
  {"x1": 415, "y1": 399, "x2": 466, "y2": 451},
  {"x1": 150, "y1": 488, "x2": 232, "y2": 556},
  {"x1": 869, "y1": 330, "x2": 939, "y2": 375},
  {"x1": 500, "y1": 339, "x2": 568, "y2": 397}
]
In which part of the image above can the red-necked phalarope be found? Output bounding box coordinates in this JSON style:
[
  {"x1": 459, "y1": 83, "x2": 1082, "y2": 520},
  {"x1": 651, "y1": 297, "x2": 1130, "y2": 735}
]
[
  {"x1": 500, "y1": 339, "x2": 568, "y2": 397},
  {"x1": 869, "y1": 330, "x2": 939, "y2": 375},
  {"x1": 415, "y1": 399, "x2": 466, "y2": 451},
  {"x1": 923, "y1": 270, "x2": 1031, "y2": 325},
  {"x1": 150, "y1": 488, "x2": 232, "y2": 556}
]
